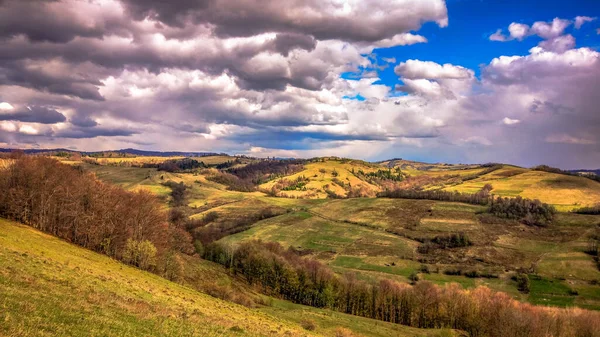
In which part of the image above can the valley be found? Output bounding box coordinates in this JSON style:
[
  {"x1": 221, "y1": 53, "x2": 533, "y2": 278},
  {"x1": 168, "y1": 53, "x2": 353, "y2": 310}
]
[{"x1": 2, "y1": 152, "x2": 600, "y2": 336}]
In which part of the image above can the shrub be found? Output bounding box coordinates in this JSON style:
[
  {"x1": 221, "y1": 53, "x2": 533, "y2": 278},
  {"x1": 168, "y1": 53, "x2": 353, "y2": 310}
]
[
  {"x1": 464, "y1": 270, "x2": 480, "y2": 278},
  {"x1": 193, "y1": 240, "x2": 204, "y2": 256},
  {"x1": 229, "y1": 326, "x2": 244, "y2": 333},
  {"x1": 162, "y1": 252, "x2": 185, "y2": 282},
  {"x1": 443, "y1": 268, "x2": 462, "y2": 276},
  {"x1": 409, "y1": 272, "x2": 420, "y2": 284},
  {"x1": 301, "y1": 319, "x2": 317, "y2": 331},
  {"x1": 515, "y1": 273, "x2": 531, "y2": 293},
  {"x1": 123, "y1": 239, "x2": 157, "y2": 270}
]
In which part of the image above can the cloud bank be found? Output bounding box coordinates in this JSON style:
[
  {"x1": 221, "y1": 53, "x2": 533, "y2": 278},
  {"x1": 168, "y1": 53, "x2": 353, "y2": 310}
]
[{"x1": 0, "y1": 1, "x2": 598, "y2": 168}]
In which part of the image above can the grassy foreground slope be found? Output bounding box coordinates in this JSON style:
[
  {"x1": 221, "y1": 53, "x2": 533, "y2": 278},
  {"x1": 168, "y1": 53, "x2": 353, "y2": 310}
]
[{"x1": 0, "y1": 219, "x2": 452, "y2": 337}]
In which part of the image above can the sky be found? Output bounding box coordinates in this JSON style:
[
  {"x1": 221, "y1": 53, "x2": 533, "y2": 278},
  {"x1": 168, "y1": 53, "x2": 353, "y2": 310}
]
[{"x1": 0, "y1": 0, "x2": 600, "y2": 169}]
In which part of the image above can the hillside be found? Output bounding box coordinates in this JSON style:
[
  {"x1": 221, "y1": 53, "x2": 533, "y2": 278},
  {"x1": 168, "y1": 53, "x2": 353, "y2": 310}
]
[
  {"x1": 259, "y1": 158, "x2": 394, "y2": 198},
  {"x1": 0, "y1": 218, "x2": 454, "y2": 337},
  {"x1": 442, "y1": 166, "x2": 600, "y2": 211}
]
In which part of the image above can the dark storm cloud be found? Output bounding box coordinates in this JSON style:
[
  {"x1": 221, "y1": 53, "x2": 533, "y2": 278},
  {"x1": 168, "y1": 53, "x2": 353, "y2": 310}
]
[
  {"x1": 225, "y1": 129, "x2": 389, "y2": 150},
  {"x1": 69, "y1": 114, "x2": 98, "y2": 127},
  {"x1": 0, "y1": 0, "x2": 130, "y2": 43},
  {"x1": 0, "y1": 106, "x2": 66, "y2": 124},
  {"x1": 0, "y1": 59, "x2": 105, "y2": 100},
  {"x1": 54, "y1": 126, "x2": 138, "y2": 139},
  {"x1": 119, "y1": 0, "x2": 448, "y2": 41},
  {"x1": 271, "y1": 33, "x2": 317, "y2": 56}
]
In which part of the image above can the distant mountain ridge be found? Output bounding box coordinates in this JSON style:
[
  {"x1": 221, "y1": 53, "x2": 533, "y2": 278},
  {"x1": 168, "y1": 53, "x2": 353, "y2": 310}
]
[
  {"x1": 570, "y1": 169, "x2": 600, "y2": 176},
  {"x1": 0, "y1": 147, "x2": 226, "y2": 157}
]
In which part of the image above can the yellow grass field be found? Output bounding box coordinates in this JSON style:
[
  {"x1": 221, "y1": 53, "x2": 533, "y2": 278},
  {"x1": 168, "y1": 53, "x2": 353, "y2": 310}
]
[{"x1": 445, "y1": 166, "x2": 600, "y2": 211}]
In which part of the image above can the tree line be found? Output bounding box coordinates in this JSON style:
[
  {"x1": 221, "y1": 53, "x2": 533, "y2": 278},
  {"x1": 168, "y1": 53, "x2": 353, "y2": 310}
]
[
  {"x1": 574, "y1": 204, "x2": 600, "y2": 215},
  {"x1": 227, "y1": 159, "x2": 305, "y2": 184},
  {"x1": 207, "y1": 159, "x2": 306, "y2": 192},
  {"x1": 377, "y1": 184, "x2": 493, "y2": 205},
  {"x1": 154, "y1": 158, "x2": 206, "y2": 172},
  {"x1": 533, "y1": 165, "x2": 600, "y2": 183},
  {"x1": 379, "y1": 185, "x2": 556, "y2": 226},
  {"x1": 0, "y1": 156, "x2": 194, "y2": 275},
  {"x1": 204, "y1": 240, "x2": 599, "y2": 336}
]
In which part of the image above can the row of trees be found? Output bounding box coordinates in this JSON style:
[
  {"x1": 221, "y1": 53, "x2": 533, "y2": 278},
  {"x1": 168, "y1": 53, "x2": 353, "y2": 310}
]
[
  {"x1": 574, "y1": 204, "x2": 600, "y2": 215},
  {"x1": 154, "y1": 158, "x2": 206, "y2": 172},
  {"x1": 379, "y1": 185, "x2": 556, "y2": 226},
  {"x1": 0, "y1": 157, "x2": 194, "y2": 273},
  {"x1": 204, "y1": 240, "x2": 599, "y2": 336},
  {"x1": 533, "y1": 165, "x2": 600, "y2": 183},
  {"x1": 227, "y1": 159, "x2": 305, "y2": 185}
]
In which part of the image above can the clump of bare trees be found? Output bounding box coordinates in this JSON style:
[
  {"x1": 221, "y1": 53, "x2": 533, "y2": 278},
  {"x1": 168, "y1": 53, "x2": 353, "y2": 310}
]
[{"x1": 0, "y1": 156, "x2": 193, "y2": 274}]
